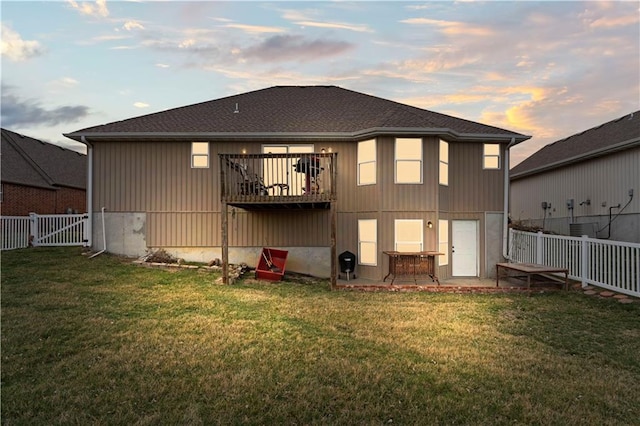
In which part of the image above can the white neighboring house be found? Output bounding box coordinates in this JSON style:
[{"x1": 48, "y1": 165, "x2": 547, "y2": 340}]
[{"x1": 510, "y1": 111, "x2": 640, "y2": 243}]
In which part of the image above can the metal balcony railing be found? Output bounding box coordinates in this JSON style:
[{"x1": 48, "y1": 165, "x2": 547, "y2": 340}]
[{"x1": 219, "y1": 153, "x2": 337, "y2": 207}]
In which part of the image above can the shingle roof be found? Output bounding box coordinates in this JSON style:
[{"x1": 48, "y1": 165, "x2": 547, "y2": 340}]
[
  {"x1": 1, "y1": 128, "x2": 86, "y2": 190},
  {"x1": 511, "y1": 111, "x2": 640, "y2": 179},
  {"x1": 65, "y1": 86, "x2": 529, "y2": 143}
]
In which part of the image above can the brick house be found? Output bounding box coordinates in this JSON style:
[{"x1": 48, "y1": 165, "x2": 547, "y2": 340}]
[{"x1": 1, "y1": 128, "x2": 86, "y2": 216}]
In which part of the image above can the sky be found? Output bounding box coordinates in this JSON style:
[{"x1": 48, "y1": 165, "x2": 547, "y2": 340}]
[{"x1": 1, "y1": 0, "x2": 639, "y2": 167}]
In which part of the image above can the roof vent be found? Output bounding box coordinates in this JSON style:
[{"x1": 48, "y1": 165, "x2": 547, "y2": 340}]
[{"x1": 234, "y1": 103, "x2": 240, "y2": 114}]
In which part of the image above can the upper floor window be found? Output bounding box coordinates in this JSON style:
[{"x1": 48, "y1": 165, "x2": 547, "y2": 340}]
[
  {"x1": 483, "y1": 144, "x2": 500, "y2": 169},
  {"x1": 395, "y1": 138, "x2": 422, "y2": 184},
  {"x1": 357, "y1": 139, "x2": 376, "y2": 185},
  {"x1": 191, "y1": 142, "x2": 209, "y2": 168},
  {"x1": 439, "y1": 139, "x2": 449, "y2": 186}
]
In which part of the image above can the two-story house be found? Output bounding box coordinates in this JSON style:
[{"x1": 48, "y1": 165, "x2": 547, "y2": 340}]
[{"x1": 64, "y1": 86, "x2": 529, "y2": 285}]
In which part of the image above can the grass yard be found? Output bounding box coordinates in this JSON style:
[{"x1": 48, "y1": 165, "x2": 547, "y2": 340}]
[{"x1": 2, "y1": 247, "x2": 640, "y2": 425}]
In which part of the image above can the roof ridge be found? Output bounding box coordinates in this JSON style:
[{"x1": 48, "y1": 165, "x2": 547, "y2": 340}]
[{"x1": 511, "y1": 109, "x2": 639, "y2": 176}]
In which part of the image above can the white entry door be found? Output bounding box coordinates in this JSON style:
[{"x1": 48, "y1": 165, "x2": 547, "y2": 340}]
[{"x1": 452, "y1": 220, "x2": 478, "y2": 276}]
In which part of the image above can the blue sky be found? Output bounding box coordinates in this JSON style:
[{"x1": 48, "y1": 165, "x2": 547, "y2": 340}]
[{"x1": 1, "y1": 0, "x2": 638, "y2": 166}]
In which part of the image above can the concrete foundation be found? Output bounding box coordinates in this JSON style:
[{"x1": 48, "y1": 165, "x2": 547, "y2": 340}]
[
  {"x1": 161, "y1": 246, "x2": 331, "y2": 278},
  {"x1": 93, "y1": 211, "x2": 332, "y2": 277},
  {"x1": 92, "y1": 211, "x2": 147, "y2": 257}
]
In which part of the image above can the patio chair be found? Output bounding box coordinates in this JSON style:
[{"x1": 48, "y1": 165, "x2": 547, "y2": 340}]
[{"x1": 225, "y1": 157, "x2": 289, "y2": 196}]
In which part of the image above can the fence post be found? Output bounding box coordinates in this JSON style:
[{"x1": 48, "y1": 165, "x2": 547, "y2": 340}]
[
  {"x1": 29, "y1": 212, "x2": 38, "y2": 247},
  {"x1": 581, "y1": 234, "x2": 589, "y2": 288},
  {"x1": 536, "y1": 231, "x2": 543, "y2": 264}
]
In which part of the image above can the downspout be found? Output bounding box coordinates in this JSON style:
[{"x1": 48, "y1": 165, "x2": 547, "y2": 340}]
[
  {"x1": 89, "y1": 207, "x2": 107, "y2": 258},
  {"x1": 80, "y1": 136, "x2": 93, "y2": 248},
  {"x1": 502, "y1": 137, "x2": 517, "y2": 260}
]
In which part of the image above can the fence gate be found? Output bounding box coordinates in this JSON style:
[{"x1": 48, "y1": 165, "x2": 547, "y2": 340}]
[{"x1": 1, "y1": 213, "x2": 89, "y2": 250}]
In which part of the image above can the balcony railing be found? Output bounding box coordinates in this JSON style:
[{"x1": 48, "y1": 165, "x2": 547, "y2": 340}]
[{"x1": 219, "y1": 153, "x2": 337, "y2": 208}]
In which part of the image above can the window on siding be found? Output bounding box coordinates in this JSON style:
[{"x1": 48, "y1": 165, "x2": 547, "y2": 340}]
[
  {"x1": 395, "y1": 219, "x2": 423, "y2": 252},
  {"x1": 358, "y1": 219, "x2": 377, "y2": 266},
  {"x1": 439, "y1": 139, "x2": 449, "y2": 186},
  {"x1": 438, "y1": 220, "x2": 449, "y2": 265},
  {"x1": 191, "y1": 142, "x2": 209, "y2": 168},
  {"x1": 483, "y1": 144, "x2": 500, "y2": 169},
  {"x1": 395, "y1": 138, "x2": 422, "y2": 184},
  {"x1": 357, "y1": 139, "x2": 376, "y2": 185}
]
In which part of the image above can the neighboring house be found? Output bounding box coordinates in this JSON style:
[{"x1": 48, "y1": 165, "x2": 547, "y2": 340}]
[
  {"x1": 510, "y1": 111, "x2": 640, "y2": 243},
  {"x1": 1, "y1": 128, "x2": 86, "y2": 216},
  {"x1": 64, "y1": 86, "x2": 529, "y2": 282}
]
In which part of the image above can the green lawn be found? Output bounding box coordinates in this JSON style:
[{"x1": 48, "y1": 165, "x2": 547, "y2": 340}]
[{"x1": 2, "y1": 247, "x2": 639, "y2": 425}]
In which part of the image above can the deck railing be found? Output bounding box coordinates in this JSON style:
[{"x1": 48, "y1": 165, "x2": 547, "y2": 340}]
[
  {"x1": 509, "y1": 229, "x2": 640, "y2": 297},
  {"x1": 220, "y1": 153, "x2": 337, "y2": 205}
]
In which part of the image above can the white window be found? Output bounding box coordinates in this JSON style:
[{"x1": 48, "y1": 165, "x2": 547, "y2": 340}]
[
  {"x1": 439, "y1": 139, "x2": 449, "y2": 186},
  {"x1": 483, "y1": 144, "x2": 501, "y2": 169},
  {"x1": 438, "y1": 220, "x2": 449, "y2": 265},
  {"x1": 357, "y1": 139, "x2": 376, "y2": 185},
  {"x1": 395, "y1": 219, "x2": 423, "y2": 252},
  {"x1": 358, "y1": 219, "x2": 377, "y2": 265},
  {"x1": 395, "y1": 138, "x2": 422, "y2": 184},
  {"x1": 191, "y1": 142, "x2": 209, "y2": 168}
]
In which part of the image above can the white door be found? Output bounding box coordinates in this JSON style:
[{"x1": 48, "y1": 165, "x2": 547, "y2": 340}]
[{"x1": 452, "y1": 220, "x2": 478, "y2": 276}]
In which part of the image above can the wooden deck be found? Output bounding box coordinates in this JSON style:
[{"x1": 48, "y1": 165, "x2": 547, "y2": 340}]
[
  {"x1": 496, "y1": 262, "x2": 569, "y2": 291},
  {"x1": 220, "y1": 153, "x2": 337, "y2": 210}
]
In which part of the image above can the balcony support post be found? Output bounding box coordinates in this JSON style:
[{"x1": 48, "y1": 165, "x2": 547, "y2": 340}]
[
  {"x1": 330, "y1": 199, "x2": 337, "y2": 289},
  {"x1": 222, "y1": 201, "x2": 229, "y2": 284}
]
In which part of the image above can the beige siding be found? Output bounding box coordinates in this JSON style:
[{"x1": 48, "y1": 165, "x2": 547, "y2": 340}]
[
  {"x1": 148, "y1": 212, "x2": 219, "y2": 247},
  {"x1": 380, "y1": 136, "x2": 440, "y2": 211},
  {"x1": 229, "y1": 210, "x2": 330, "y2": 246},
  {"x1": 148, "y1": 210, "x2": 330, "y2": 248},
  {"x1": 94, "y1": 142, "x2": 219, "y2": 213},
  {"x1": 511, "y1": 147, "x2": 640, "y2": 222},
  {"x1": 93, "y1": 137, "x2": 508, "y2": 278},
  {"x1": 449, "y1": 142, "x2": 505, "y2": 212}
]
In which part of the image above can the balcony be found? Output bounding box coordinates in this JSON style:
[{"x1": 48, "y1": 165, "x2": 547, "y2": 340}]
[{"x1": 219, "y1": 153, "x2": 337, "y2": 209}]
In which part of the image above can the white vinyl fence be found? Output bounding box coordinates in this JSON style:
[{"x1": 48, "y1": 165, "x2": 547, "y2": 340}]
[
  {"x1": 1, "y1": 213, "x2": 88, "y2": 250},
  {"x1": 1, "y1": 216, "x2": 32, "y2": 250},
  {"x1": 510, "y1": 229, "x2": 640, "y2": 298}
]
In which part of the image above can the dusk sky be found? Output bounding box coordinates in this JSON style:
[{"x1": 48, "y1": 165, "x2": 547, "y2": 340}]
[{"x1": 2, "y1": 0, "x2": 638, "y2": 166}]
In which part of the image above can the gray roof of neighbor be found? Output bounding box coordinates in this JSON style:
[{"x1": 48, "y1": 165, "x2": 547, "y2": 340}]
[
  {"x1": 1, "y1": 128, "x2": 86, "y2": 190},
  {"x1": 65, "y1": 86, "x2": 529, "y2": 143},
  {"x1": 511, "y1": 111, "x2": 640, "y2": 178}
]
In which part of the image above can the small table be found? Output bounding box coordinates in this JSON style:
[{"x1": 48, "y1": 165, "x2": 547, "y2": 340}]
[
  {"x1": 383, "y1": 251, "x2": 443, "y2": 285},
  {"x1": 496, "y1": 262, "x2": 569, "y2": 291}
]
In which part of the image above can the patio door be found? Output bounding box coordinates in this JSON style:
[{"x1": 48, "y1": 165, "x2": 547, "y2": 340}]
[
  {"x1": 262, "y1": 145, "x2": 314, "y2": 195},
  {"x1": 452, "y1": 220, "x2": 478, "y2": 276}
]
